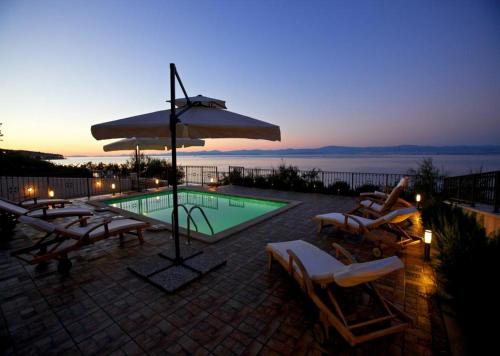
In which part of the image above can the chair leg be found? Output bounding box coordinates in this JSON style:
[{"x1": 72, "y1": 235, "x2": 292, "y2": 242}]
[
  {"x1": 267, "y1": 251, "x2": 273, "y2": 270},
  {"x1": 137, "y1": 229, "x2": 144, "y2": 243}
]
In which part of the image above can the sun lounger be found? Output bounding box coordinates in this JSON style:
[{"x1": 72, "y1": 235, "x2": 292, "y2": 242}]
[
  {"x1": 0, "y1": 198, "x2": 92, "y2": 228},
  {"x1": 11, "y1": 215, "x2": 148, "y2": 273},
  {"x1": 266, "y1": 240, "x2": 411, "y2": 346},
  {"x1": 19, "y1": 197, "x2": 71, "y2": 209},
  {"x1": 314, "y1": 207, "x2": 419, "y2": 256},
  {"x1": 353, "y1": 176, "x2": 411, "y2": 217}
]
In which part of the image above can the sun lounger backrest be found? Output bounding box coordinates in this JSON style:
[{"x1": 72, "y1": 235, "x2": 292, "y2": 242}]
[
  {"x1": 380, "y1": 176, "x2": 409, "y2": 213},
  {"x1": 0, "y1": 198, "x2": 28, "y2": 216}
]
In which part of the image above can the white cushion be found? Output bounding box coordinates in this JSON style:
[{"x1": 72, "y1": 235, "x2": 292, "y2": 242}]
[
  {"x1": 333, "y1": 256, "x2": 404, "y2": 287},
  {"x1": 315, "y1": 213, "x2": 375, "y2": 229},
  {"x1": 63, "y1": 218, "x2": 145, "y2": 239},
  {"x1": 360, "y1": 200, "x2": 383, "y2": 212},
  {"x1": 21, "y1": 199, "x2": 68, "y2": 207},
  {"x1": 268, "y1": 240, "x2": 404, "y2": 288},
  {"x1": 27, "y1": 207, "x2": 91, "y2": 219},
  {"x1": 267, "y1": 240, "x2": 345, "y2": 282},
  {"x1": 0, "y1": 199, "x2": 28, "y2": 215}
]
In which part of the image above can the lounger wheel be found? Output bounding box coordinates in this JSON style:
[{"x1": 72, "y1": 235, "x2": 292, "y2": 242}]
[
  {"x1": 313, "y1": 322, "x2": 326, "y2": 344},
  {"x1": 372, "y1": 247, "x2": 383, "y2": 258},
  {"x1": 57, "y1": 258, "x2": 72, "y2": 274}
]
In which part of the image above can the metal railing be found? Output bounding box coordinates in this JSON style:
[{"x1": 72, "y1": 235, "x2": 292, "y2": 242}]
[
  {"x1": 226, "y1": 166, "x2": 433, "y2": 193},
  {"x1": 444, "y1": 170, "x2": 500, "y2": 212}
]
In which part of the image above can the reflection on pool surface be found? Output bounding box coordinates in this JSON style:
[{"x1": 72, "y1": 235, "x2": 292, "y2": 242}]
[{"x1": 103, "y1": 189, "x2": 288, "y2": 235}]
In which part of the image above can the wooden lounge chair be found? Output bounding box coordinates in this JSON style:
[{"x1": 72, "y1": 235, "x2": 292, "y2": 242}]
[
  {"x1": 352, "y1": 176, "x2": 411, "y2": 217},
  {"x1": 11, "y1": 215, "x2": 148, "y2": 273},
  {"x1": 314, "y1": 207, "x2": 419, "y2": 257},
  {"x1": 19, "y1": 197, "x2": 71, "y2": 209},
  {"x1": 266, "y1": 240, "x2": 411, "y2": 346},
  {"x1": 0, "y1": 198, "x2": 92, "y2": 228}
]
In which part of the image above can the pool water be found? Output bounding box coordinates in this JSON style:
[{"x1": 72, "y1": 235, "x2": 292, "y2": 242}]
[{"x1": 103, "y1": 189, "x2": 287, "y2": 235}]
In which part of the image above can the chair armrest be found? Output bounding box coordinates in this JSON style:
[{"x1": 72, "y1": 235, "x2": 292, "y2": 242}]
[
  {"x1": 19, "y1": 197, "x2": 38, "y2": 205},
  {"x1": 342, "y1": 213, "x2": 369, "y2": 234},
  {"x1": 286, "y1": 249, "x2": 315, "y2": 295},
  {"x1": 64, "y1": 216, "x2": 92, "y2": 228},
  {"x1": 332, "y1": 243, "x2": 357, "y2": 264}
]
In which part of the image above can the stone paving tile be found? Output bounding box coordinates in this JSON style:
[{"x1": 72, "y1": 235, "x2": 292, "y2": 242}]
[{"x1": 0, "y1": 186, "x2": 449, "y2": 355}]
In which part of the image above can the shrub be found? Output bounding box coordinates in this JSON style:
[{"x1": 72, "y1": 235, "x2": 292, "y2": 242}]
[
  {"x1": 425, "y1": 202, "x2": 500, "y2": 349},
  {"x1": 408, "y1": 158, "x2": 443, "y2": 207},
  {"x1": 143, "y1": 158, "x2": 184, "y2": 185},
  {"x1": 326, "y1": 181, "x2": 351, "y2": 195}
]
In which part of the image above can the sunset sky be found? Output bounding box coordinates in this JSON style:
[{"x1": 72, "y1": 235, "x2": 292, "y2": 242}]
[{"x1": 1, "y1": 0, "x2": 499, "y2": 156}]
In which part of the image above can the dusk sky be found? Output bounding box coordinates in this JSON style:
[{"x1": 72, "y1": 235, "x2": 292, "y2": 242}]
[{"x1": 1, "y1": 0, "x2": 499, "y2": 156}]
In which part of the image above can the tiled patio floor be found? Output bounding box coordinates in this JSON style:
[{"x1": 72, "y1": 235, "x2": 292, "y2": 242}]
[{"x1": 0, "y1": 186, "x2": 449, "y2": 355}]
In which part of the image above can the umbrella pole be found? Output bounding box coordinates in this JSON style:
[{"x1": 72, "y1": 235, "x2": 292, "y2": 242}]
[
  {"x1": 136, "y1": 146, "x2": 140, "y2": 192},
  {"x1": 170, "y1": 63, "x2": 181, "y2": 264}
]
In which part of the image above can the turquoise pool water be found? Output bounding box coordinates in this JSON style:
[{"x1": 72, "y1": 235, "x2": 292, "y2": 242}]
[{"x1": 103, "y1": 189, "x2": 287, "y2": 235}]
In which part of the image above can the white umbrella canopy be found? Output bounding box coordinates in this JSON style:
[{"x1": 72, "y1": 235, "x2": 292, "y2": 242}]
[
  {"x1": 171, "y1": 94, "x2": 227, "y2": 109},
  {"x1": 102, "y1": 137, "x2": 205, "y2": 152},
  {"x1": 91, "y1": 106, "x2": 281, "y2": 142}
]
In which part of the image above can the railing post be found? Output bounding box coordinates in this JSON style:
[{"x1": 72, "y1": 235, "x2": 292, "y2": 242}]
[
  {"x1": 215, "y1": 167, "x2": 218, "y2": 183},
  {"x1": 471, "y1": 174, "x2": 476, "y2": 207},
  {"x1": 494, "y1": 171, "x2": 500, "y2": 213},
  {"x1": 458, "y1": 177, "x2": 462, "y2": 201},
  {"x1": 201, "y1": 166, "x2": 204, "y2": 186},
  {"x1": 87, "y1": 177, "x2": 91, "y2": 200},
  {"x1": 185, "y1": 166, "x2": 188, "y2": 186},
  {"x1": 351, "y1": 173, "x2": 354, "y2": 190}
]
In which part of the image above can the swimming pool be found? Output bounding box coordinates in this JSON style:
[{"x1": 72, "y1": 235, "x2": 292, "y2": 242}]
[{"x1": 101, "y1": 189, "x2": 298, "y2": 242}]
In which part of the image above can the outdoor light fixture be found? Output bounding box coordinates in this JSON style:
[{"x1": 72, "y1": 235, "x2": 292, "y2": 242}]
[
  {"x1": 424, "y1": 229, "x2": 432, "y2": 261},
  {"x1": 96, "y1": 181, "x2": 101, "y2": 187},
  {"x1": 48, "y1": 190, "x2": 55, "y2": 198},
  {"x1": 416, "y1": 193, "x2": 422, "y2": 209},
  {"x1": 111, "y1": 183, "x2": 116, "y2": 196},
  {"x1": 210, "y1": 177, "x2": 215, "y2": 183},
  {"x1": 155, "y1": 179, "x2": 159, "y2": 185}
]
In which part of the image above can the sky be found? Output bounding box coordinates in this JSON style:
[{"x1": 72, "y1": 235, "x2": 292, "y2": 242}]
[{"x1": 1, "y1": 0, "x2": 499, "y2": 156}]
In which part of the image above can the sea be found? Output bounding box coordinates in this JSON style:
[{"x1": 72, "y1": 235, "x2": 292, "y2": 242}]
[{"x1": 51, "y1": 154, "x2": 500, "y2": 176}]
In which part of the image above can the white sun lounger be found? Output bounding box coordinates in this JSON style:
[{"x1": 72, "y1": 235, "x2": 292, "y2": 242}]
[
  {"x1": 314, "y1": 206, "x2": 419, "y2": 256},
  {"x1": 20, "y1": 197, "x2": 71, "y2": 209},
  {"x1": 0, "y1": 198, "x2": 91, "y2": 221},
  {"x1": 266, "y1": 240, "x2": 411, "y2": 346},
  {"x1": 354, "y1": 176, "x2": 411, "y2": 216},
  {"x1": 12, "y1": 215, "x2": 148, "y2": 273}
]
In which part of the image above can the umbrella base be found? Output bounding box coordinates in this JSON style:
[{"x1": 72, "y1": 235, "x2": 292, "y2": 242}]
[{"x1": 128, "y1": 248, "x2": 226, "y2": 293}]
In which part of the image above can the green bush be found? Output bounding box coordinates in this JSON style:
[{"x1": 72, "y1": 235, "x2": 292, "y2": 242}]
[
  {"x1": 424, "y1": 203, "x2": 500, "y2": 349},
  {"x1": 355, "y1": 183, "x2": 380, "y2": 194}
]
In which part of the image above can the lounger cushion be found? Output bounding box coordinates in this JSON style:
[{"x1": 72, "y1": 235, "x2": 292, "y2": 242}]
[
  {"x1": 360, "y1": 200, "x2": 383, "y2": 212},
  {"x1": 0, "y1": 199, "x2": 28, "y2": 215},
  {"x1": 315, "y1": 213, "x2": 375, "y2": 229},
  {"x1": 62, "y1": 218, "x2": 146, "y2": 239},
  {"x1": 267, "y1": 240, "x2": 345, "y2": 282},
  {"x1": 333, "y1": 256, "x2": 404, "y2": 287},
  {"x1": 27, "y1": 207, "x2": 92, "y2": 219},
  {"x1": 268, "y1": 240, "x2": 404, "y2": 287},
  {"x1": 21, "y1": 199, "x2": 68, "y2": 207}
]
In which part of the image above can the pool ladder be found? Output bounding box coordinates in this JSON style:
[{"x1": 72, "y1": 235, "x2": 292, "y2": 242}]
[{"x1": 170, "y1": 204, "x2": 214, "y2": 244}]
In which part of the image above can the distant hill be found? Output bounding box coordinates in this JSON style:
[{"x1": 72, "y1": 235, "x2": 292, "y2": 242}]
[
  {"x1": 0, "y1": 148, "x2": 64, "y2": 160},
  {"x1": 172, "y1": 145, "x2": 500, "y2": 156}
]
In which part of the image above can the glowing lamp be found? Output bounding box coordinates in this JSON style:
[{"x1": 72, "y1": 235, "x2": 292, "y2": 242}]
[
  {"x1": 48, "y1": 190, "x2": 55, "y2": 198},
  {"x1": 155, "y1": 179, "x2": 159, "y2": 185},
  {"x1": 96, "y1": 181, "x2": 101, "y2": 187},
  {"x1": 424, "y1": 230, "x2": 432, "y2": 244},
  {"x1": 111, "y1": 183, "x2": 116, "y2": 190},
  {"x1": 416, "y1": 194, "x2": 422, "y2": 203},
  {"x1": 27, "y1": 187, "x2": 34, "y2": 194},
  {"x1": 210, "y1": 177, "x2": 215, "y2": 183},
  {"x1": 424, "y1": 229, "x2": 432, "y2": 261}
]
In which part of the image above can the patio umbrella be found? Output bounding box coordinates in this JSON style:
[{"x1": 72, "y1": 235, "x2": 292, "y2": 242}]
[
  {"x1": 90, "y1": 63, "x2": 281, "y2": 291},
  {"x1": 103, "y1": 137, "x2": 205, "y2": 190}
]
